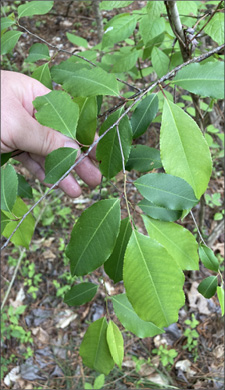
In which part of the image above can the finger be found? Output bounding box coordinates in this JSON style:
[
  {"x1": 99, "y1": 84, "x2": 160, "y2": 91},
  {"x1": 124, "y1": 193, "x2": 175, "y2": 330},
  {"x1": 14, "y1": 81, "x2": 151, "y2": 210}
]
[
  {"x1": 16, "y1": 152, "x2": 82, "y2": 198},
  {"x1": 75, "y1": 155, "x2": 102, "y2": 188}
]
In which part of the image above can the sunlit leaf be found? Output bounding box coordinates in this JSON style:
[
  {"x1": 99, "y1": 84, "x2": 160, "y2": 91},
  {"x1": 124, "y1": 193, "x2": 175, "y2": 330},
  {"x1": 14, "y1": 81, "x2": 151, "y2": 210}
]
[
  {"x1": 1, "y1": 30, "x2": 22, "y2": 55},
  {"x1": 123, "y1": 230, "x2": 185, "y2": 327},
  {"x1": 18, "y1": 1, "x2": 54, "y2": 18},
  {"x1": 32, "y1": 63, "x2": 52, "y2": 89},
  {"x1": 25, "y1": 43, "x2": 50, "y2": 63},
  {"x1": 106, "y1": 320, "x2": 124, "y2": 369},
  {"x1": 161, "y1": 99, "x2": 212, "y2": 199},
  {"x1": 217, "y1": 286, "x2": 224, "y2": 316},
  {"x1": 112, "y1": 294, "x2": 164, "y2": 338},
  {"x1": 143, "y1": 216, "x2": 199, "y2": 270}
]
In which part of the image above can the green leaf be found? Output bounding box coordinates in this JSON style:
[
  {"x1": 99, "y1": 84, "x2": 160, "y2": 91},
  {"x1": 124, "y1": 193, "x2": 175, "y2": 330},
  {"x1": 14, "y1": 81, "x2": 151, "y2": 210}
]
[
  {"x1": 146, "y1": 1, "x2": 165, "y2": 19},
  {"x1": 131, "y1": 94, "x2": 158, "y2": 139},
  {"x1": 102, "y1": 14, "x2": 137, "y2": 48},
  {"x1": 32, "y1": 63, "x2": 52, "y2": 89},
  {"x1": 123, "y1": 231, "x2": 185, "y2": 327},
  {"x1": 1, "y1": 153, "x2": 12, "y2": 166},
  {"x1": 125, "y1": 145, "x2": 162, "y2": 172},
  {"x1": 96, "y1": 110, "x2": 132, "y2": 179},
  {"x1": 197, "y1": 276, "x2": 218, "y2": 299},
  {"x1": 138, "y1": 199, "x2": 182, "y2": 222},
  {"x1": 204, "y1": 12, "x2": 224, "y2": 45},
  {"x1": 2, "y1": 197, "x2": 35, "y2": 249},
  {"x1": 139, "y1": 16, "x2": 165, "y2": 46},
  {"x1": 172, "y1": 62, "x2": 224, "y2": 99},
  {"x1": 66, "y1": 199, "x2": 121, "y2": 276},
  {"x1": 1, "y1": 164, "x2": 18, "y2": 212},
  {"x1": 111, "y1": 49, "x2": 140, "y2": 73},
  {"x1": 17, "y1": 174, "x2": 33, "y2": 199},
  {"x1": 1, "y1": 17, "x2": 15, "y2": 32},
  {"x1": 104, "y1": 218, "x2": 132, "y2": 283},
  {"x1": 134, "y1": 173, "x2": 198, "y2": 210},
  {"x1": 25, "y1": 43, "x2": 50, "y2": 63},
  {"x1": 100, "y1": 1, "x2": 133, "y2": 10},
  {"x1": 1, "y1": 211, "x2": 12, "y2": 234},
  {"x1": 106, "y1": 321, "x2": 124, "y2": 369},
  {"x1": 51, "y1": 61, "x2": 90, "y2": 85},
  {"x1": 143, "y1": 216, "x2": 199, "y2": 270},
  {"x1": 54, "y1": 66, "x2": 120, "y2": 97},
  {"x1": 80, "y1": 318, "x2": 115, "y2": 375},
  {"x1": 18, "y1": 1, "x2": 54, "y2": 18},
  {"x1": 1, "y1": 30, "x2": 22, "y2": 55},
  {"x1": 64, "y1": 282, "x2": 98, "y2": 306},
  {"x1": 217, "y1": 286, "x2": 224, "y2": 316},
  {"x1": 151, "y1": 47, "x2": 170, "y2": 78},
  {"x1": 199, "y1": 244, "x2": 219, "y2": 272},
  {"x1": 33, "y1": 90, "x2": 79, "y2": 138},
  {"x1": 66, "y1": 32, "x2": 88, "y2": 48},
  {"x1": 73, "y1": 97, "x2": 97, "y2": 145},
  {"x1": 44, "y1": 147, "x2": 78, "y2": 184},
  {"x1": 161, "y1": 99, "x2": 212, "y2": 199},
  {"x1": 93, "y1": 374, "x2": 105, "y2": 390},
  {"x1": 112, "y1": 294, "x2": 164, "y2": 338}
]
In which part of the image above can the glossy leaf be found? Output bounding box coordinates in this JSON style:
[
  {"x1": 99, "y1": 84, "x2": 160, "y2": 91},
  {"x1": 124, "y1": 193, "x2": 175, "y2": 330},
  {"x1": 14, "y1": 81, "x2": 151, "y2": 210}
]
[
  {"x1": 197, "y1": 276, "x2": 218, "y2": 299},
  {"x1": 199, "y1": 244, "x2": 219, "y2": 272},
  {"x1": 66, "y1": 199, "x2": 121, "y2": 276},
  {"x1": 204, "y1": 12, "x2": 224, "y2": 45},
  {"x1": 161, "y1": 99, "x2": 212, "y2": 199},
  {"x1": 66, "y1": 32, "x2": 88, "y2": 48},
  {"x1": 173, "y1": 62, "x2": 224, "y2": 99},
  {"x1": 104, "y1": 218, "x2": 132, "y2": 283},
  {"x1": 106, "y1": 321, "x2": 124, "y2": 369},
  {"x1": 102, "y1": 14, "x2": 137, "y2": 48},
  {"x1": 1, "y1": 17, "x2": 15, "y2": 32},
  {"x1": 73, "y1": 97, "x2": 97, "y2": 145},
  {"x1": 125, "y1": 145, "x2": 162, "y2": 172},
  {"x1": 64, "y1": 282, "x2": 98, "y2": 306},
  {"x1": 139, "y1": 16, "x2": 165, "y2": 46},
  {"x1": 134, "y1": 173, "x2": 198, "y2": 210},
  {"x1": 80, "y1": 318, "x2": 114, "y2": 375},
  {"x1": 1, "y1": 164, "x2": 18, "y2": 212},
  {"x1": 1, "y1": 30, "x2": 22, "y2": 55},
  {"x1": 123, "y1": 230, "x2": 185, "y2": 327},
  {"x1": 25, "y1": 43, "x2": 50, "y2": 63},
  {"x1": 96, "y1": 110, "x2": 132, "y2": 179},
  {"x1": 18, "y1": 1, "x2": 54, "y2": 18},
  {"x1": 131, "y1": 94, "x2": 158, "y2": 139},
  {"x1": 33, "y1": 90, "x2": 79, "y2": 138},
  {"x1": 217, "y1": 286, "x2": 224, "y2": 316},
  {"x1": 143, "y1": 216, "x2": 199, "y2": 270},
  {"x1": 17, "y1": 174, "x2": 33, "y2": 199},
  {"x1": 53, "y1": 66, "x2": 120, "y2": 97},
  {"x1": 32, "y1": 63, "x2": 52, "y2": 89},
  {"x1": 138, "y1": 199, "x2": 182, "y2": 222},
  {"x1": 2, "y1": 197, "x2": 35, "y2": 249},
  {"x1": 112, "y1": 294, "x2": 164, "y2": 338},
  {"x1": 44, "y1": 148, "x2": 78, "y2": 184},
  {"x1": 93, "y1": 375, "x2": 105, "y2": 390},
  {"x1": 100, "y1": 1, "x2": 133, "y2": 10},
  {"x1": 151, "y1": 47, "x2": 170, "y2": 78}
]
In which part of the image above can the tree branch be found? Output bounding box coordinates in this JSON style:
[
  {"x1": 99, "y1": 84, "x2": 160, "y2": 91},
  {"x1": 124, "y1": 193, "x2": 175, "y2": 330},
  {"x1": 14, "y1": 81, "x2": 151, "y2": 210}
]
[{"x1": 1, "y1": 43, "x2": 224, "y2": 251}]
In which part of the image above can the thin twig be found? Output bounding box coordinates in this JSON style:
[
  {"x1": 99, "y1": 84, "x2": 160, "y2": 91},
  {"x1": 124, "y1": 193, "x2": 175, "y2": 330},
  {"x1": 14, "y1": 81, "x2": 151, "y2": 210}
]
[
  {"x1": 189, "y1": 1, "x2": 223, "y2": 43},
  {"x1": 190, "y1": 210, "x2": 207, "y2": 246},
  {"x1": 1, "y1": 43, "x2": 224, "y2": 251}
]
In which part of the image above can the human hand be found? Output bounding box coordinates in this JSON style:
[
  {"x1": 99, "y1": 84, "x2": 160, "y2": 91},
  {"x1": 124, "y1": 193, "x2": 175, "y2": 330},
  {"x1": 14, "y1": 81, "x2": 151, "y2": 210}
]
[{"x1": 1, "y1": 70, "x2": 102, "y2": 197}]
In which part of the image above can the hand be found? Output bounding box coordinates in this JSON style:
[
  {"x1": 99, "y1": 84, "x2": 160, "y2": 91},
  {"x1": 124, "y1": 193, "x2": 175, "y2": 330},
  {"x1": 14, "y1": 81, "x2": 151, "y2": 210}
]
[{"x1": 1, "y1": 70, "x2": 102, "y2": 197}]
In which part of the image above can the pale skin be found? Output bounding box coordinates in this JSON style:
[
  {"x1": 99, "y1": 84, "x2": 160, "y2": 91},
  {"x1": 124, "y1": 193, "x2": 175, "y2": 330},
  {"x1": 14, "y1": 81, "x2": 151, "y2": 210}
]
[{"x1": 1, "y1": 70, "x2": 102, "y2": 197}]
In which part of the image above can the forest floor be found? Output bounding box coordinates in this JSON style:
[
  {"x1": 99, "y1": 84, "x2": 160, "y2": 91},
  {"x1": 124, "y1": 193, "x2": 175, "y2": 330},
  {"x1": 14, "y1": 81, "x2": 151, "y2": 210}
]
[{"x1": 1, "y1": 1, "x2": 224, "y2": 389}]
